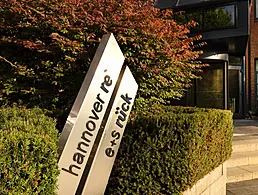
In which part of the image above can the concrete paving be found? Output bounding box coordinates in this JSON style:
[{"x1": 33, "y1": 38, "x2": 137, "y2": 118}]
[
  {"x1": 226, "y1": 119, "x2": 258, "y2": 194},
  {"x1": 226, "y1": 179, "x2": 258, "y2": 195},
  {"x1": 233, "y1": 119, "x2": 258, "y2": 141},
  {"x1": 228, "y1": 151, "x2": 258, "y2": 167}
]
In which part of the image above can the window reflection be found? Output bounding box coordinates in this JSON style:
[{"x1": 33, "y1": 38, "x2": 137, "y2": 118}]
[
  {"x1": 174, "y1": 4, "x2": 236, "y2": 31},
  {"x1": 174, "y1": 10, "x2": 203, "y2": 31},
  {"x1": 205, "y1": 5, "x2": 235, "y2": 29},
  {"x1": 195, "y1": 63, "x2": 224, "y2": 109},
  {"x1": 174, "y1": 12, "x2": 188, "y2": 25},
  {"x1": 187, "y1": 11, "x2": 203, "y2": 31},
  {"x1": 229, "y1": 56, "x2": 242, "y2": 66},
  {"x1": 229, "y1": 70, "x2": 240, "y2": 113}
]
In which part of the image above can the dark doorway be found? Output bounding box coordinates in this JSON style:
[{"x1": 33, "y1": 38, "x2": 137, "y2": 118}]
[
  {"x1": 195, "y1": 62, "x2": 225, "y2": 109},
  {"x1": 229, "y1": 69, "x2": 240, "y2": 114}
]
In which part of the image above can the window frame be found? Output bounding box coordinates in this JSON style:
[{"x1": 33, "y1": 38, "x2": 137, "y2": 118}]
[
  {"x1": 203, "y1": 4, "x2": 237, "y2": 31},
  {"x1": 255, "y1": 0, "x2": 258, "y2": 20},
  {"x1": 174, "y1": 2, "x2": 238, "y2": 33}
]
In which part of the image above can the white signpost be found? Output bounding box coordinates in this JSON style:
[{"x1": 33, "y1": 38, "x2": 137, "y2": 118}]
[{"x1": 57, "y1": 34, "x2": 138, "y2": 195}]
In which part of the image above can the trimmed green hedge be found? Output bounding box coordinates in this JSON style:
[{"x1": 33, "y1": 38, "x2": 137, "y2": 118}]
[
  {"x1": 0, "y1": 107, "x2": 59, "y2": 195},
  {"x1": 0, "y1": 106, "x2": 232, "y2": 194},
  {"x1": 106, "y1": 106, "x2": 233, "y2": 195}
]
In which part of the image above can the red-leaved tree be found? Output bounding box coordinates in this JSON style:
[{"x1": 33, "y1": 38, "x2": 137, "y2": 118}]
[{"x1": 0, "y1": 0, "x2": 206, "y2": 127}]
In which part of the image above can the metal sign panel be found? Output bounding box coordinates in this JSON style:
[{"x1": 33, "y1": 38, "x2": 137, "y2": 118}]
[
  {"x1": 81, "y1": 66, "x2": 138, "y2": 195},
  {"x1": 57, "y1": 34, "x2": 125, "y2": 194}
]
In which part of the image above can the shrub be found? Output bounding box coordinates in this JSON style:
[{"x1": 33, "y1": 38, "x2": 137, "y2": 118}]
[
  {"x1": 0, "y1": 107, "x2": 59, "y2": 195},
  {"x1": 0, "y1": 0, "x2": 206, "y2": 129},
  {"x1": 106, "y1": 106, "x2": 233, "y2": 195}
]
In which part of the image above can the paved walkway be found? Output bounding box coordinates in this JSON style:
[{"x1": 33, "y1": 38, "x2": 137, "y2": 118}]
[
  {"x1": 233, "y1": 119, "x2": 258, "y2": 141},
  {"x1": 227, "y1": 179, "x2": 258, "y2": 195},
  {"x1": 227, "y1": 119, "x2": 258, "y2": 195}
]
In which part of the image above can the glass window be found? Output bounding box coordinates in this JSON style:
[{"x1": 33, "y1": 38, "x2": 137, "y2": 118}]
[
  {"x1": 195, "y1": 63, "x2": 224, "y2": 109},
  {"x1": 174, "y1": 4, "x2": 236, "y2": 32},
  {"x1": 175, "y1": 10, "x2": 203, "y2": 31},
  {"x1": 229, "y1": 56, "x2": 242, "y2": 66},
  {"x1": 174, "y1": 12, "x2": 188, "y2": 25},
  {"x1": 204, "y1": 5, "x2": 235, "y2": 29},
  {"x1": 229, "y1": 69, "x2": 240, "y2": 113},
  {"x1": 187, "y1": 10, "x2": 203, "y2": 31},
  {"x1": 256, "y1": 0, "x2": 258, "y2": 19}
]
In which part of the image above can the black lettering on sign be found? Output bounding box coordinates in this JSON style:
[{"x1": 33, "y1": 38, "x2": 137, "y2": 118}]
[
  {"x1": 89, "y1": 109, "x2": 99, "y2": 121},
  {"x1": 73, "y1": 152, "x2": 85, "y2": 164},
  {"x1": 121, "y1": 93, "x2": 132, "y2": 105},
  {"x1": 111, "y1": 130, "x2": 120, "y2": 140},
  {"x1": 81, "y1": 131, "x2": 92, "y2": 143},
  {"x1": 62, "y1": 164, "x2": 81, "y2": 177},
  {"x1": 93, "y1": 101, "x2": 103, "y2": 112},
  {"x1": 86, "y1": 120, "x2": 96, "y2": 131},
  {"x1": 116, "y1": 110, "x2": 127, "y2": 128},
  {"x1": 77, "y1": 141, "x2": 89, "y2": 153},
  {"x1": 101, "y1": 75, "x2": 112, "y2": 93},
  {"x1": 110, "y1": 139, "x2": 116, "y2": 146},
  {"x1": 105, "y1": 148, "x2": 115, "y2": 157},
  {"x1": 96, "y1": 93, "x2": 105, "y2": 104},
  {"x1": 105, "y1": 94, "x2": 133, "y2": 158},
  {"x1": 121, "y1": 103, "x2": 129, "y2": 112},
  {"x1": 62, "y1": 75, "x2": 113, "y2": 176},
  {"x1": 115, "y1": 94, "x2": 132, "y2": 128}
]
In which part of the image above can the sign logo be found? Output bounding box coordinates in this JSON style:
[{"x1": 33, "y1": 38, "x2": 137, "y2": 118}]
[{"x1": 57, "y1": 34, "x2": 138, "y2": 195}]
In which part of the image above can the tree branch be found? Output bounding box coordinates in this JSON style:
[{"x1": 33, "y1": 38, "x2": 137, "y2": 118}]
[{"x1": 0, "y1": 55, "x2": 16, "y2": 68}]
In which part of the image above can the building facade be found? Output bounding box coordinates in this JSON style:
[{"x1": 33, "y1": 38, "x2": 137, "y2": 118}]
[
  {"x1": 246, "y1": 0, "x2": 258, "y2": 114},
  {"x1": 155, "y1": 0, "x2": 255, "y2": 118}
]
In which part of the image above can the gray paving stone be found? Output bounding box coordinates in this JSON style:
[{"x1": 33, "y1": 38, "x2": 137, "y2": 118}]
[
  {"x1": 227, "y1": 183, "x2": 239, "y2": 190},
  {"x1": 241, "y1": 164, "x2": 258, "y2": 178},
  {"x1": 227, "y1": 187, "x2": 253, "y2": 195},
  {"x1": 233, "y1": 178, "x2": 258, "y2": 187},
  {"x1": 226, "y1": 190, "x2": 235, "y2": 195},
  {"x1": 248, "y1": 186, "x2": 258, "y2": 193},
  {"x1": 232, "y1": 140, "x2": 258, "y2": 153},
  {"x1": 227, "y1": 120, "x2": 258, "y2": 194},
  {"x1": 227, "y1": 167, "x2": 252, "y2": 183},
  {"x1": 227, "y1": 179, "x2": 258, "y2": 195},
  {"x1": 228, "y1": 153, "x2": 249, "y2": 168}
]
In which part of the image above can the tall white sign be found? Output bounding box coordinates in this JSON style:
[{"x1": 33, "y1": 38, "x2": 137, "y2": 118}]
[{"x1": 57, "y1": 34, "x2": 138, "y2": 195}]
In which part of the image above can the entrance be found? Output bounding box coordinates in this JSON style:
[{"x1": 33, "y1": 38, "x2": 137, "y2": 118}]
[
  {"x1": 228, "y1": 66, "x2": 242, "y2": 116},
  {"x1": 194, "y1": 62, "x2": 226, "y2": 109},
  {"x1": 183, "y1": 60, "x2": 228, "y2": 110}
]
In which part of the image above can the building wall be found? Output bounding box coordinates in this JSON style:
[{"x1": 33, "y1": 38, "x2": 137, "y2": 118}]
[
  {"x1": 183, "y1": 162, "x2": 227, "y2": 195},
  {"x1": 246, "y1": 0, "x2": 258, "y2": 113}
]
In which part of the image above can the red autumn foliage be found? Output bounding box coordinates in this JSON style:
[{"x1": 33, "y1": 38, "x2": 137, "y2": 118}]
[{"x1": 0, "y1": 0, "x2": 206, "y2": 125}]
